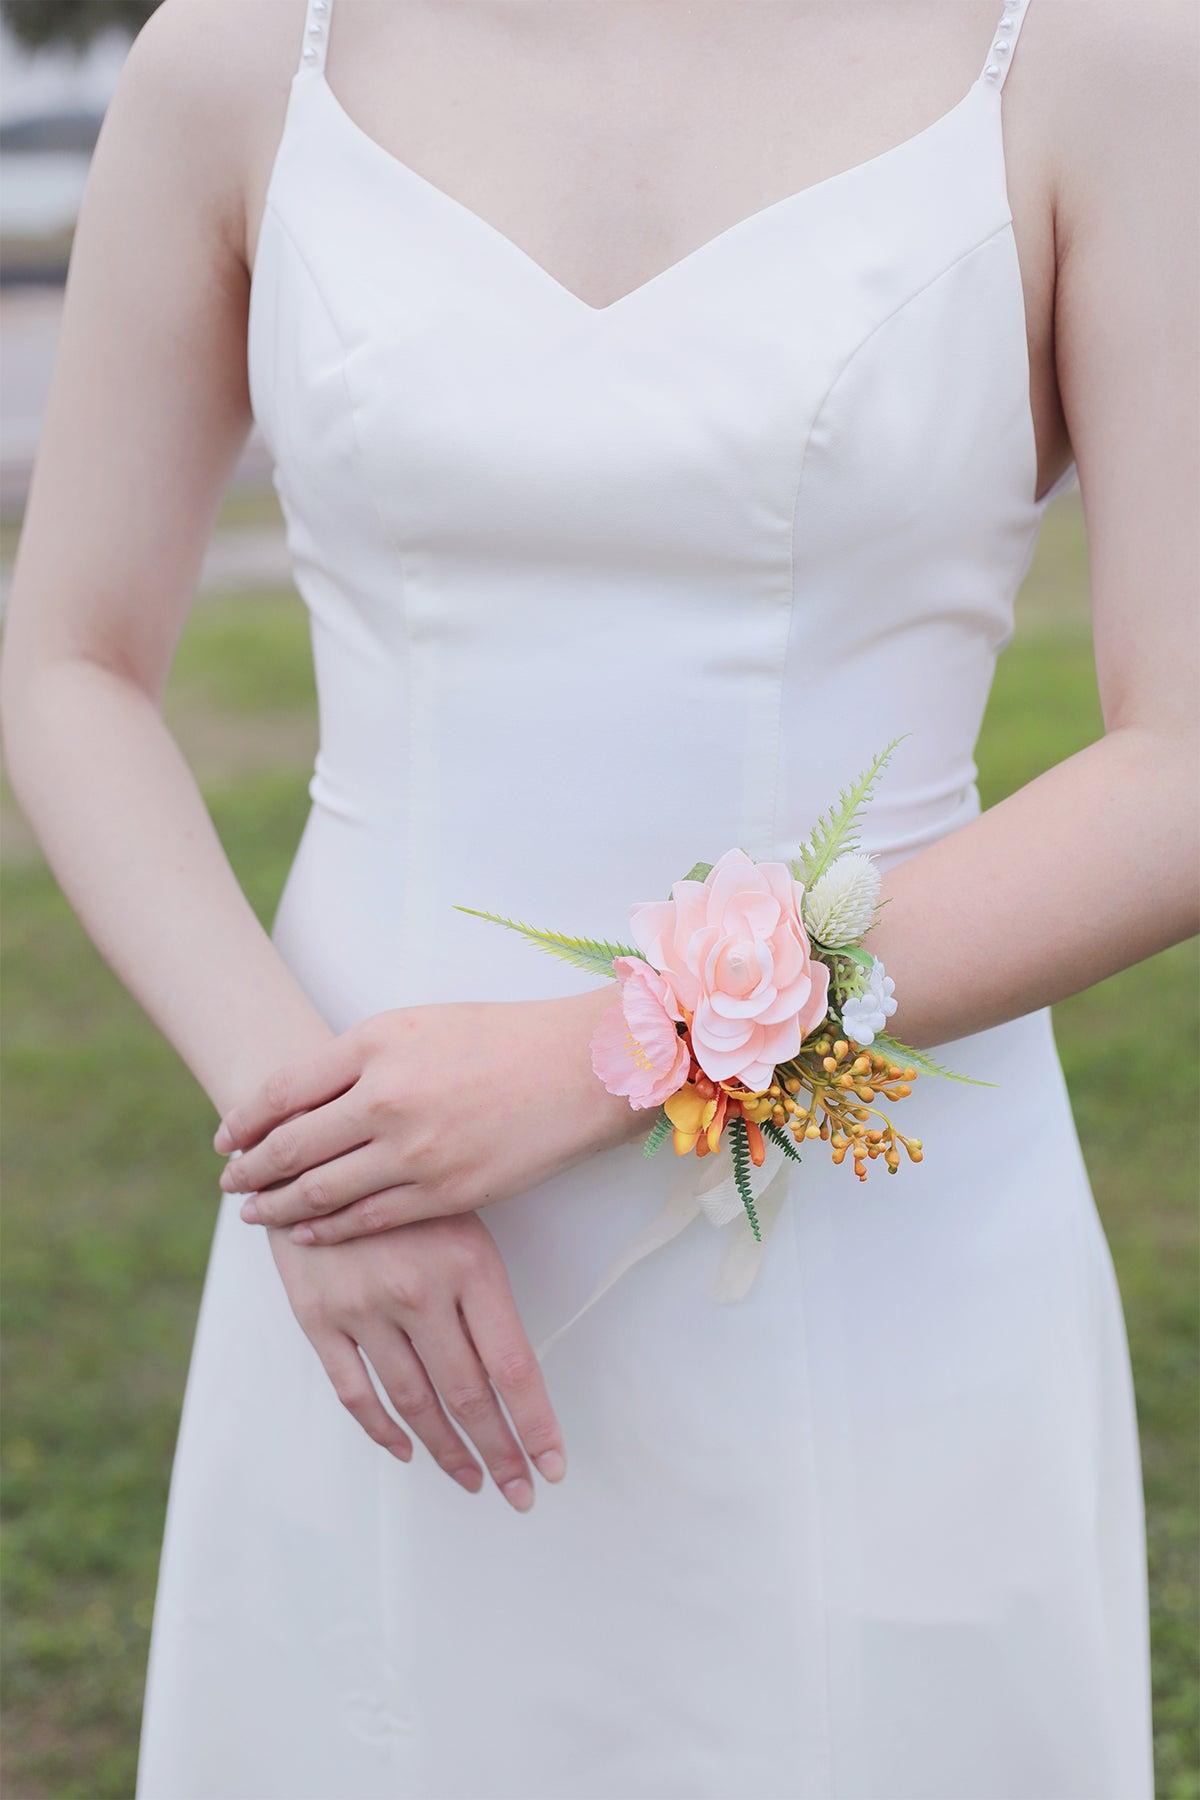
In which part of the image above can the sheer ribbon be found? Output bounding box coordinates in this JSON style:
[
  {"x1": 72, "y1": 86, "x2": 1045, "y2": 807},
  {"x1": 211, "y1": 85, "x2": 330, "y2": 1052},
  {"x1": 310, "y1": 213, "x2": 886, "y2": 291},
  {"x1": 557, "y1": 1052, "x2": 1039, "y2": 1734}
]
[{"x1": 534, "y1": 1137, "x2": 792, "y2": 1360}]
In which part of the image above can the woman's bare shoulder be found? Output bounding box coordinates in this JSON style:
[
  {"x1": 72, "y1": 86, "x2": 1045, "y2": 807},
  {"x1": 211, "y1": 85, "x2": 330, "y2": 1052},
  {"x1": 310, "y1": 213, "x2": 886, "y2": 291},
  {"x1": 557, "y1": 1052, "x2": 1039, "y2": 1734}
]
[
  {"x1": 1021, "y1": 0, "x2": 1197, "y2": 233},
  {"x1": 102, "y1": 0, "x2": 308, "y2": 265}
]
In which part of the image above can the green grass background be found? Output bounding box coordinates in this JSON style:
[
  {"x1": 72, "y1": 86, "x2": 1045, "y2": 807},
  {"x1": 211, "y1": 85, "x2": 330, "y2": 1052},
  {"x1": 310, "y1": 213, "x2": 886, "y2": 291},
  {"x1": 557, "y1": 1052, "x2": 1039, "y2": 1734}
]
[{"x1": 2, "y1": 492, "x2": 1197, "y2": 1797}]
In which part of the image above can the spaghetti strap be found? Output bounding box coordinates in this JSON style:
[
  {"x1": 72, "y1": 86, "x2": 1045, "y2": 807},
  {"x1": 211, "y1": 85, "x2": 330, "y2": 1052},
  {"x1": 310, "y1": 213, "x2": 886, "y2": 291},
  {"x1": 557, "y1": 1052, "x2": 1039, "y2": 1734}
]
[
  {"x1": 980, "y1": 0, "x2": 1034, "y2": 91},
  {"x1": 296, "y1": 0, "x2": 333, "y2": 77}
]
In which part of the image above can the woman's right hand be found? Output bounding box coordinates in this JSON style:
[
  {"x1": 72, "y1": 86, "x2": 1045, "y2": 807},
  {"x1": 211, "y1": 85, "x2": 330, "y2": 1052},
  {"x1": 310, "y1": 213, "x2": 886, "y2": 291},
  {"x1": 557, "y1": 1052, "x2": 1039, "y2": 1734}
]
[{"x1": 268, "y1": 1213, "x2": 565, "y2": 1512}]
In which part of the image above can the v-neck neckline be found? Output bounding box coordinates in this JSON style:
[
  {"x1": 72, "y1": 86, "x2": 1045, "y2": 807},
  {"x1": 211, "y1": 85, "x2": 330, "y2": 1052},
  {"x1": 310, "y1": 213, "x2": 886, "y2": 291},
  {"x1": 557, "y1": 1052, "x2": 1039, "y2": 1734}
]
[{"x1": 308, "y1": 68, "x2": 991, "y2": 319}]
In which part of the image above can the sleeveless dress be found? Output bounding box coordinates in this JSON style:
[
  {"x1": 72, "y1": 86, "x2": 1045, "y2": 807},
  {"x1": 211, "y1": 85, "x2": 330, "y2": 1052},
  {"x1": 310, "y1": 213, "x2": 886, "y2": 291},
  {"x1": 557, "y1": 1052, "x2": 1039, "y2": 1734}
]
[{"x1": 136, "y1": 2, "x2": 1155, "y2": 1795}]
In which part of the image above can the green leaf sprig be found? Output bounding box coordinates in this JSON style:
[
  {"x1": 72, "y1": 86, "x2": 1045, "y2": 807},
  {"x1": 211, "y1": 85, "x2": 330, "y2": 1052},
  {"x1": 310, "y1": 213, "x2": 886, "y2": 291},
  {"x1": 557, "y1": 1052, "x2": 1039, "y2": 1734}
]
[{"x1": 451, "y1": 907, "x2": 638, "y2": 980}]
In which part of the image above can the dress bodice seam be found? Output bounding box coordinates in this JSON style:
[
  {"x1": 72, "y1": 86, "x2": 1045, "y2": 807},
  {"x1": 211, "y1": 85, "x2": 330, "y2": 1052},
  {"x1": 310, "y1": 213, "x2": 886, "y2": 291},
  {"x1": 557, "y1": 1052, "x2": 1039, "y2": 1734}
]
[
  {"x1": 253, "y1": 198, "x2": 409, "y2": 581},
  {"x1": 762, "y1": 219, "x2": 1020, "y2": 864},
  {"x1": 791, "y1": 219, "x2": 1015, "y2": 510}
]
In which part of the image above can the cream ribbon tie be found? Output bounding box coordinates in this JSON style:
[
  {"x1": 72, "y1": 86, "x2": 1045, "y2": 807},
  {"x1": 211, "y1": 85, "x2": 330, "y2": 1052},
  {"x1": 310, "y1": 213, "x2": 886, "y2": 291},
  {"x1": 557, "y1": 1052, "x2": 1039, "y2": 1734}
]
[{"x1": 534, "y1": 1137, "x2": 793, "y2": 1361}]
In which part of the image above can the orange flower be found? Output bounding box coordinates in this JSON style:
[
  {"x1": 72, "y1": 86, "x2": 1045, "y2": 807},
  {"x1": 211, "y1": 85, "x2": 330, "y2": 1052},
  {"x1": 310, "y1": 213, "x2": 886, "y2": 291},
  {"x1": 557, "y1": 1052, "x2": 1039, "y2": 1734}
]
[
  {"x1": 663, "y1": 1082, "x2": 729, "y2": 1156},
  {"x1": 744, "y1": 1119, "x2": 766, "y2": 1166}
]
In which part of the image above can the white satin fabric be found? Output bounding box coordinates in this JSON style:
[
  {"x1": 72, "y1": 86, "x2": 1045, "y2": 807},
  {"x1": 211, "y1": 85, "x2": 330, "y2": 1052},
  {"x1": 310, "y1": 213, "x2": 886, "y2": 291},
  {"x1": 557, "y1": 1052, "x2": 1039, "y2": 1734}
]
[{"x1": 137, "y1": 1, "x2": 1154, "y2": 1794}]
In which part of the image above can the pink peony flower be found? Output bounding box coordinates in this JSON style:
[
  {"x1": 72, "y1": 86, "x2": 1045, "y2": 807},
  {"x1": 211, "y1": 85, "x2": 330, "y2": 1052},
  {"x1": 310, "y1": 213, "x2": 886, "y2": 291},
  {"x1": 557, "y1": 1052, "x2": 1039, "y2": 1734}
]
[
  {"x1": 589, "y1": 956, "x2": 692, "y2": 1110},
  {"x1": 628, "y1": 848, "x2": 830, "y2": 1090}
]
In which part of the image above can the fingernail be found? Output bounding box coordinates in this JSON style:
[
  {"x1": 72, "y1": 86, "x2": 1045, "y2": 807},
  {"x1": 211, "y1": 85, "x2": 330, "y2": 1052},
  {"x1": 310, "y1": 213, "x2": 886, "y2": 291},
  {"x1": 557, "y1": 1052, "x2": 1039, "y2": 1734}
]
[
  {"x1": 214, "y1": 1122, "x2": 233, "y2": 1152},
  {"x1": 219, "y1": 1169, "x2": 238, "y2": 1191},
  {"x1": 534, "y1": 1450, "x2": 566, "y2": 1483},
  {"x1": 391, "y1": 1441, "x2": 413, "y2": 1462},
  {"x1": 453, "y1": 1466, "x2": 483, "y2": 1493},
  {"x1": 502, "y1": 1477, "x2": 534, "y2": 1512},
  {"x1": 239, "y1": 1199, "x2": 261, "y2": 1223},
  {"x1": 291, "y1": 1224, "x2": 316, "y2": 1245}
]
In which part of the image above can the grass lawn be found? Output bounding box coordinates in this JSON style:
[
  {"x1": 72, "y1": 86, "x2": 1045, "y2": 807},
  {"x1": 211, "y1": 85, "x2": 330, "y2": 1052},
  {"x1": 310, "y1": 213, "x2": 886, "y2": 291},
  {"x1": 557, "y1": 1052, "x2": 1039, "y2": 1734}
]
[{"x1": 2, "y1": 491, "x2": 1197, "y2": 1797}]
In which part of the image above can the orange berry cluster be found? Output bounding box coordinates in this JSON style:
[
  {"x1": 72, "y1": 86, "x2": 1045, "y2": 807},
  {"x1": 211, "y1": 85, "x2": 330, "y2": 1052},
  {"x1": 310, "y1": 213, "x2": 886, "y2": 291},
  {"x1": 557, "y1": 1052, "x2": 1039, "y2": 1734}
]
[{"x1": 741, "y1": 1034, "x2": 923, "y2": 1182}]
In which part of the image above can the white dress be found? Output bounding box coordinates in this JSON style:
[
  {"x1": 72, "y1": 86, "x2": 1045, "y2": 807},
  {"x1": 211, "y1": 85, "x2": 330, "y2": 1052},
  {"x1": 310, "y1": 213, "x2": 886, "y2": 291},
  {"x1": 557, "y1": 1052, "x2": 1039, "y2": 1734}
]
[{"x1": 136, "y1": 1, "x2": 1155, "y2": 1794}]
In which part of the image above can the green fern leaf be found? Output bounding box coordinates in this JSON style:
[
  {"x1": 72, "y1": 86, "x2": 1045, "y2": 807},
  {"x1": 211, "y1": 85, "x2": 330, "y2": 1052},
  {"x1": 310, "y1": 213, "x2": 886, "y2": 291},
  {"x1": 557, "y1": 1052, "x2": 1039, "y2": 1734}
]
[
  {"x1": 762, "y1": 1119, "x2": 804, "y2": 1165},
  {"x1": 870, "y1": 1032, "x2": 999, "y2": 1089},
  {"x1": 727, "y1": 1115, "x2": 762, "y2": 1241},
  {"x1": 452, "y1": 906, "x2": 639, "y2": 979},
  {"x1": 642, "y1": 1113, "x2": 673, "y2": 1158},
  {"x1": 793, "y1": 736, "x2": 910, "y2": 888}
]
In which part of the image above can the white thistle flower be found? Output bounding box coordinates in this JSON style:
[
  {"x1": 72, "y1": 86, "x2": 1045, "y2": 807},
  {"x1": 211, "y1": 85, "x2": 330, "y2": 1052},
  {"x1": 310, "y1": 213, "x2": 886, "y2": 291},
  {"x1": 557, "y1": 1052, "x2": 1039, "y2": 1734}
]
[
  {"x1": 839, "y1": 956, "x2": 897, "y2": 1047},
  {"x1": 801, "y1": 850, "x2": 881, "y2": 946}
]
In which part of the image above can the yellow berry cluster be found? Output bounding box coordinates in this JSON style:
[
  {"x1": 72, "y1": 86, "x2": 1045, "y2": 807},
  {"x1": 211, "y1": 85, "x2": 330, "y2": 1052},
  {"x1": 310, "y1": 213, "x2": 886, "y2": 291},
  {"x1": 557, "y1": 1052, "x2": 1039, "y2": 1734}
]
[{"x1": 740, "y1": 1034, "x2": 923, "y2": 1182}]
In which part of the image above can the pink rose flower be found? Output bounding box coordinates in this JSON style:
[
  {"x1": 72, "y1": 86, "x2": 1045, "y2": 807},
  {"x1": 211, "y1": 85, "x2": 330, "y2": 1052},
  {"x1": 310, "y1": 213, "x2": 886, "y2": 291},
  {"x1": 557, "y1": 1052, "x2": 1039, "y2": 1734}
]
[
  {"x1": 628, "y1": 848, "x2": 830, "y2": 1090},
  {"x1": 589, "y1": 956, "x2": 692, "y2": 1110}
]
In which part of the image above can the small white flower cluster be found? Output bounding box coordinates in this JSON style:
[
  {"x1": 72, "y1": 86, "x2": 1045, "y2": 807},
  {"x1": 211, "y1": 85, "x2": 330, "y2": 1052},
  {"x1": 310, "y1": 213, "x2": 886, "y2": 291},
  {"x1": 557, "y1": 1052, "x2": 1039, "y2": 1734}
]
[
  {"x1": 840, "y1": 956, "x2": 897, "y2": 1047},
  {"x1": 801, "y1": 850, "x2": 897, "y2": 1046}
]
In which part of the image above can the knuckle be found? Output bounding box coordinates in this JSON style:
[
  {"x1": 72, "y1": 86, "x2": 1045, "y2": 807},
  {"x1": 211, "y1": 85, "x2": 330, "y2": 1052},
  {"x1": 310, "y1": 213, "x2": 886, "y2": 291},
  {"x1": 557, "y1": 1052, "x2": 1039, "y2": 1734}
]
[
  {"x1": 440, "y1": 1455, "x2": 478, "y2": 1484},
  {"x1": 356, "y1": 1194, "x2": 389, "y2": 1235},
  {"x1": 367, "y1": 1420, "x2": 402, "y2": 1451},
  {"x1": 417, "y1": 1167, "x2": 461, "y2": 1217},
  {"x1": 364, "y1": 1083, "x2": 399, "y2": 1123},
  {"x1": 345, "y1": 1093, "x2": 377, "y2": 1135},
  {"x1": 493, "y1": 1345, "x2": 540, "y2": 1391},
  {"x1": 486, "y1": 1452, "x2": 528, "y2": 1489},
  {"x1": 350, "y1": 1015, "x2": 385, "y2": 1057},
  {"x1": 444, "y1": 1382, "x2": 494, "y2": 1424},
  {"x1": 390, "y1": 1385, "x2": 435, "y2": 1422},
  {"x1": 338, "y1": 1289, "x2": 372, "y2": 1332},
  {"x1": 382, "y1": 1264, "x2": 425, "y2": 1312},
  {"x1": 521, "y1": 1419, "x2": 561, "y2": 1459},
  {"x1": 299, "y1": 1176, "x2": 331, "y2": 1216},
  {"x1": 264, "y1": 1067, "x2": 292, "y2": 1113},
  {"x1": 332, "y1": 1377, "x2": 367, "y2": 1414},
  {"x1": 410, "y1": 1129, "x2": 445, "y2": 1177},
  {"x1": 268, "y1": 1127, "x2": 300, "y2": 1175}
]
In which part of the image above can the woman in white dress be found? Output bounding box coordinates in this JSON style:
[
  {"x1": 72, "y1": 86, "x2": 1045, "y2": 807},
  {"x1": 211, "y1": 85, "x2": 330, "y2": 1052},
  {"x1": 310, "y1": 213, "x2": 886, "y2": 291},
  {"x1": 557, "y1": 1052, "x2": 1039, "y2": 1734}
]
[{"x1": 3, "y1": 1, "x2": 1195, "y2": 1794}]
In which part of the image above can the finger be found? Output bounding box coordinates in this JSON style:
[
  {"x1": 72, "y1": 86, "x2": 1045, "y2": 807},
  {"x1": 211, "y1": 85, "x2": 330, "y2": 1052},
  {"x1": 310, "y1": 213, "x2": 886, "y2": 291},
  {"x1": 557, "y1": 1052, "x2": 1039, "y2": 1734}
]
[
  {"x1": 459, "y1": 1278, "x2": 566, "y2": 1485},
  {"x1": 315, "y1": 1332, "x2": 413, "y2": 1462},
  {"x1": 286, "y1": 1183, "x2": 431, "y2": 1244},
  {"x1": 213, "y1": 1036, "x2": 363, "y2": 1154},
  {"x1": 358, "y1": 1327, "x2": 483, "y2": 1495},
  {"x1": 228, "y1": 1130, "x2": 389, "y2": 1222},
  {"x1": 408, "y1": 1306, "x2": 536, "y2": 1512}
]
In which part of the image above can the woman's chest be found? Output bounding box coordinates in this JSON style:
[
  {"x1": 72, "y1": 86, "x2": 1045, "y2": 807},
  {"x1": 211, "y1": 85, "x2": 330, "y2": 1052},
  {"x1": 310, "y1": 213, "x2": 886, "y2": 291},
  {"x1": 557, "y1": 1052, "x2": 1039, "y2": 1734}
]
[{"x1": 249, "y1": 71, "x2": 1048, "y2": 580}]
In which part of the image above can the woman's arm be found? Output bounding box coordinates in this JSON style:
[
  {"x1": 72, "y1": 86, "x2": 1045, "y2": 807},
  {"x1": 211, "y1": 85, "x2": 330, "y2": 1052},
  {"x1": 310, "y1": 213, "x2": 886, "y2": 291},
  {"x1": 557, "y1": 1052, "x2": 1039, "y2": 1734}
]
[
  {"x1": 865, "y1": 2, "x2": 1199, "y2": 1048},
  {"x1": 0, "y1": 2, "x2": 327, "y2": 1113},
  {"x1": 0, "y1": 1, "x2": 579, "y2": 1505}
]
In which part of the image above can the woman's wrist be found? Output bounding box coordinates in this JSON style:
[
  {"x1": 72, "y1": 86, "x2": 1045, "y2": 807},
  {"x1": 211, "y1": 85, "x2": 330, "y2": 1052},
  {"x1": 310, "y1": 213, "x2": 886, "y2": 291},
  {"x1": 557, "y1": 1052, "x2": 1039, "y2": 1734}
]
[
  {"x1": 210, "y1": 1009, "x2": 336, "y2": 1121},
  {"x1": 213, "y1": 984, "x2": 645, "y2": 1250},
  {"x1": 557, "y1": 984, "x2": 648, "y2": 1152}
]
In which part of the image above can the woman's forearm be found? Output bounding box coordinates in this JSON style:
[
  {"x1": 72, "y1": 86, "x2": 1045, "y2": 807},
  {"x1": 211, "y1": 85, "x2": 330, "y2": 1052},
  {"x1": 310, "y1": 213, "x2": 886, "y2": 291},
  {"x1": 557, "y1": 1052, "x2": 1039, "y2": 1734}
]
[
  {"x1": 865, "y1": 724, "x2": 1198, "y2": 1049},
  {"x1": 7, "y1": 657, "x2": 1193, "y2": 1126},
  {"x1": 2, "y1": 654, "x2": 333, "y2": 1116}
]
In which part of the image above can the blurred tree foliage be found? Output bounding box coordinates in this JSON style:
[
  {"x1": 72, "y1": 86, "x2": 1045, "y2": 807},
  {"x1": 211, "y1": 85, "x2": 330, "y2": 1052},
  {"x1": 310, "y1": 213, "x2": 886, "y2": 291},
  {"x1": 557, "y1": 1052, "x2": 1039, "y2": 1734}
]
[{"x1": 3, "y1": 0, "x2": 158, "y2": 50}]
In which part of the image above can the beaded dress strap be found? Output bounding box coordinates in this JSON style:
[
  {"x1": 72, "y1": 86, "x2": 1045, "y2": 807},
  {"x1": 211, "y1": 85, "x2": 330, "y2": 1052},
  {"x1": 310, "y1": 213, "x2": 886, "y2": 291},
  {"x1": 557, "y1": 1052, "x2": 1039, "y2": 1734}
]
[
  {"x1": 297, "y1": 0, "x2": 334, "y2": 76},
  {"x1": 981, "y1": 0, "x2": 1033, "y2": 91},
  {"x1": 296, "y1": 2, "x2": 1025, "y2": 94}
]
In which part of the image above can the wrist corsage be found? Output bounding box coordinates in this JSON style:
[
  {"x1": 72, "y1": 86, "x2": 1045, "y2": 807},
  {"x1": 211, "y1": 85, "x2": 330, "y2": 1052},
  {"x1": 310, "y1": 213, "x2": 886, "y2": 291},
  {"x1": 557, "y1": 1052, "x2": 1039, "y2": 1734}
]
[{"x1": 458, "y1": 738, "x2": 992, "y2": 1352}]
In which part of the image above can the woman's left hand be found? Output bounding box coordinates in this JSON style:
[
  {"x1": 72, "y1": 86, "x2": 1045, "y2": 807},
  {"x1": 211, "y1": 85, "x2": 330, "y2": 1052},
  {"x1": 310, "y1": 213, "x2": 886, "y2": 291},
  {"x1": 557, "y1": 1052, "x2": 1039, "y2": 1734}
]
[{"x1": 215, "y1": 987, "x2": 640, "y2": 1244}]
